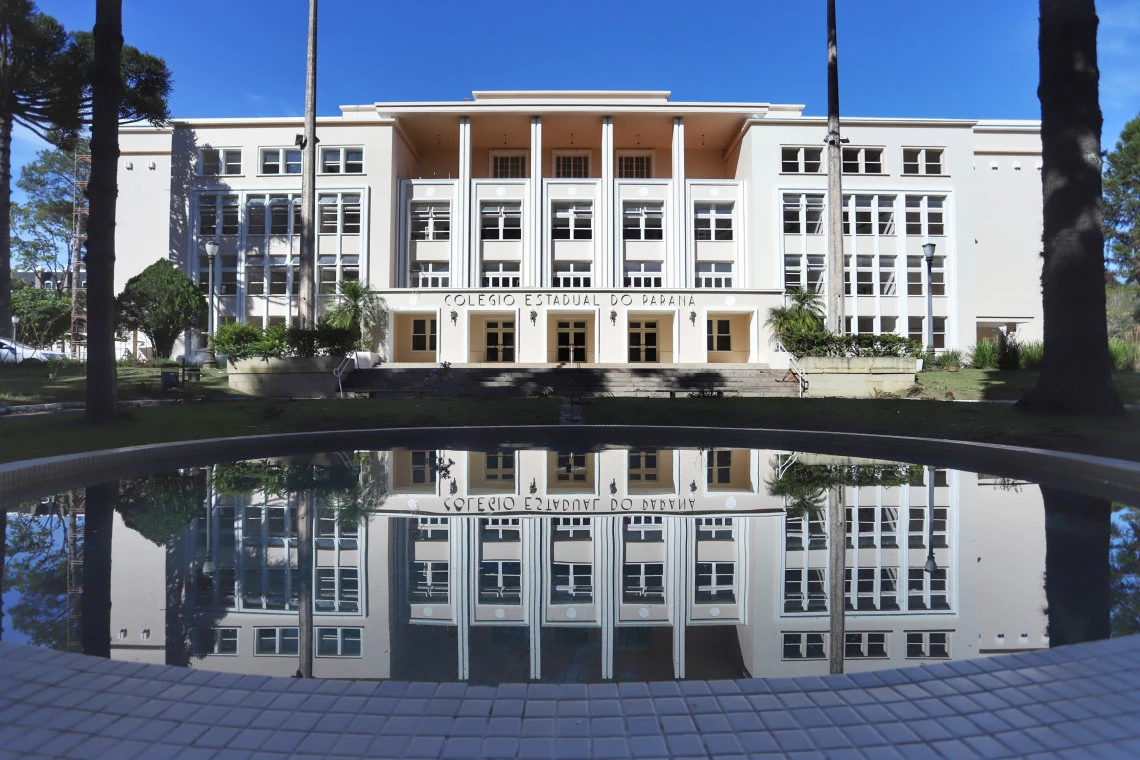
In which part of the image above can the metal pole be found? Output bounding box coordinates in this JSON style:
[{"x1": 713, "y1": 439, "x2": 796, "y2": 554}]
[
  {"x1": 204, "y1": 250, "x2": 217, "y2": 369},
  {"x1": 825, "y1": 0, "x2": 845, "y2": 334},
  {"x1": 827, "y1": 484, "x2": 846, "y2": 674},
  {"x1": 298, "y1": 0, "x2": 319, "y2": 327},
  {"x1": 925, "y1": 466, "x2": 937, "y2": 574},
  {"x1": 925, "y1": 256, "x2": 935, "y2": 352}
]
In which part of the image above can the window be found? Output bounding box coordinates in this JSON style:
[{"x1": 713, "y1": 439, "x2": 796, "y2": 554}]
[
  {"x1": 781, "y1": 146, "x2": 824, "y2": 173},
  {"x1": 553, "y1": 262, "x2": 592, "y2": 288},
  {"x1": 844, "y1": 632, "x2": 888, "y2": 658},
  {"x1": 260, "y1": 148, "x2": 301, "y2": 175},
  {"x1": 881, "y1": 316, "x2": 898, "y2": 334},
  {"x1": 878, "y1": 196, "x2": 897, "y2": 234},
  {"x1": 316, "y1": 568, "x2": 360, "y2": 613},
  {"x1": 695, "y1": 562, "x2": 735, "y2": 602},
  {"x1": 845, "y1": 196, "x2": 874, "y2": 236},
  {"x1": 413, "y1": 262, "x2": 449, "y2": 288},
  {"x1": 905, "y1": 195, "x2": 946, "y2": 236},
  {"x1": 623, "y1": 563, "x2": 664, "y2": 602},
  {"x1": 783, "y1": 633, "x2": 826, "y2": 660},
  {"x1": 412, "y1": 561, "x2": 449, "y2": 602},
  {"x1": 483, "y1": 451, "x2": 515, "y2": 485},
  {"x1": 625, "y1": 515, "x2": 664, "y2": 542},
  {"x1": 785, "y1": 510, "x2": 827, "y2": 551},
  {"x1": 553, "y1": 517, "x2": 592, "y2": 540},
  {"x1": 931, "y1": 256, "x2": 946, "y2": 296},
  {"x1": 624, "y1": 262, "x2": 662, "y2": 288},
  {"x1": 908, "y1": 567, "x2": 950, "y2": 610},
  {"x1": 555, "y1": 452, "x2": 588, "y2": 483},
  {"x1": 556, "y1": 321, "x2": 588, "y2": 362},
  {"x1": 196, "y1": 627, "x2": 238, "y2": 656},
  {"x1": 617, "y1": 153, "x2": 652, "y2": 178},
  {"x1": 482, "y1": 261, "x2": 520, "y2": 288},
  {"x1": 485, "y1": 320, "x2": 515, "y2": 362},
  {"x1": 623, "y1": 204, "x2": 663, "y2": 241},
  {"x1": 707, "y1": 319, "x2": 731, "y2": 352},
  {"x1": 854, "y1": 255, "x2": 874, "y2": 295},
  {"x1": 479, "y1": 561, "x2": 522, "y2": 604},
  {"x1": 628, "y1": 449, "x2": 660, "y2": 485},
  {"x1": 909, "y1": 505, "x2": 949, "y2": 549},
  {"x1": 903, "y1": 148, "x2": 944, "y2": 175},
  {"x1": 481, "y1": 203, "x2": 522, "y2": 241},
  {"x1": 257, "y1": 195, "x2": 300, "y2": 236},
  {"x1": 906, "y1": 631, "x2": 950, "y2": 658},
  {"x1": 411, "y1": 319, "x2": 437, "y2": 352},
  {"x1": 316, "y1": 628, "x2": 362, "y2": 657},
  {"x1": 784, "y1": 568, "x2": 827, "y2": 612},
  {"x1": 782, "y1": 194, "x2": 824, "y2": 235},
  {"x1": 199, "y1": 148, "x2": 241, "y2": 176},
  {"x1": 784, "y1": 255, "x2": 803, "y2": 291},
  {"x1": 318, "y1": 193, "x2": 361, "y2": 234},
  {"x1": 492, "y1": 152, "x2": 527, "y2": 179},
  {"x1": 695, "y1": 262, "x2": 733, "y2": 288},
  {"x1": 484, "y1": 518, "x2": 522, "y2": 542},
  {"x1": 696, "y1": 517, "x2": 733, "y2": 541},
  {"x1": 908, "y1": 317, "x2": 946, "y2": 348},
  {"x1": 908, "y1": 316, "x2": 924, "y2": 345},
  {"x1": 628, "y1": 321, "x2": 659, "y2": 362},
  {"x1": 411, "y1": 203, "x2": 450, "y2": 241},
  {"x1": 695, "y1": 203, "x2": 733, "y2": 241},
  {"x1": 706, "y1": 449, "x2": 732, "y2": 485},
  {"x1": 554, "y1": 152, "x2": 589, "y2": 178},
  {"x1": 842, "y1": 147, "x2": 884, "y2": 174},
  {"x1": 197, "y1": 194, "x2": 239, "y2": 237},
  {"x1": 552, "y1": 563, "x2": 593, "y2": 603},
  {"x1": 254, "y1": 627, "x2": 299, "y2": 655},
  {"x1": 320, "y1": 147, "x2": 364, "y2": 174},
  {"x1": 878, "y1": 256, "x2": 897, "y2": 295},
  {"x1": 552, "y1": 202, "x2": 592, "y2": 240}
]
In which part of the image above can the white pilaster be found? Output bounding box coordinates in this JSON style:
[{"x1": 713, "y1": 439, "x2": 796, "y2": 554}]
[
  {"x1": 453, "y1": 518, "x2": 471, "y2": 680},
  {"x1": 670, "y1": 516, "x2": 689, "y2": 679},
  {"x1": 672, "y1": 118, "x2": 686, "y2": 288},
  {"x1": 457, "y1": 117, "x2": 472, "y2": 287},
  {"x1": 598, "y1": 515, "x2": 617, "y2": 680},
  {"x1": 601, "y1": 117, "x2": 615, "y2": 288},
  {"x1": 527, "y1": 515, "x2": 544, "y2": 680},
  {"x1": 529, "y1": 117, "x2": 543, "y2": 287}
]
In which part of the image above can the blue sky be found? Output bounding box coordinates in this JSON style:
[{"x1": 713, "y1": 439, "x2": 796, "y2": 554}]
[{"x1": 12, "y1": 0, "x2": 1140, "y2": 191}]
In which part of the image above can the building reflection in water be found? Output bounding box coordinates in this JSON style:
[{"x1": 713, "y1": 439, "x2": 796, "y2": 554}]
[{"x1": 101, "y1": 448, "x2": 1053, "y2": 683}]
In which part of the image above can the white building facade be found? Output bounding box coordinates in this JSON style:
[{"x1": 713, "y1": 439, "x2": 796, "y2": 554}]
[{"x1": 116, "y1": 91, "x2": 1044, "y2": 364}]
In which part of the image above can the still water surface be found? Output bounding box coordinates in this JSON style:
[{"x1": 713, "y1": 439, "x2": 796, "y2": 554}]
[{"x1": 2, "y1": 446, "x2": 1129, "y2": 685}]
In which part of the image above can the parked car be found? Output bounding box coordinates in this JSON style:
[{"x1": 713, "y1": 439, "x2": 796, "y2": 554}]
[{"x1": 0, "y1": 338, "x2": 51, "y2": 364}]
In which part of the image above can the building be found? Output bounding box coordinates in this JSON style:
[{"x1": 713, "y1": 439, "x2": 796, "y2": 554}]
[
  {"x1": 115, "y1": 91, "x2": 1043, "y2": 365},
  {"x1": 108, "y1": 449, "x2": 1050, "y2": 682}
]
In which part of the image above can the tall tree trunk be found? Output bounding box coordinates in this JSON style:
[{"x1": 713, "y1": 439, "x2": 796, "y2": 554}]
[
  {"x1": 84, "y1": 0, "x2": 122, "y2": 423},
  {"x1": 81, "y1": 483, "x2": 115, "y2": 658},
  {"x1": 298, "y1": 0, "x2": 318, "y2": 327},
  {"x1": 827, "y1": 486, "x2": 846, "y2": 673},
  {"x1": 1042, "y1": 486, "x2": 1111, "y2": 645},
  {"x1": 0, "y1": 115, "x2": 13, "y2": 340},
  {"x1": 1017, "y1": 0, "x2": 1120, "y2": 414},
  {"x1": 297, "y1": 488, "x2": 314, "y2": 677},
  {"x1": 825, "y1": 0, "x2": 844, "y2": 334}
]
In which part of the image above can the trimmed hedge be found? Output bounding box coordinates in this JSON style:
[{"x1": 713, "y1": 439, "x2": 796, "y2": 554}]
[
  {"x1": 213, "y1": 320, "x2": 356, "y2": 364},
  {"x1": 781, "y1": 330, "x2": 921, "y2": 358}
]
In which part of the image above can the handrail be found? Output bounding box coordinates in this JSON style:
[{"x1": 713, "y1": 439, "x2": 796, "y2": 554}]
[
  {"x1": 776, "y1": 342, "x2": 809, "y2": 398},
  {"x1": 333, "y1": 355, "x2": 354, "y2": 398}
]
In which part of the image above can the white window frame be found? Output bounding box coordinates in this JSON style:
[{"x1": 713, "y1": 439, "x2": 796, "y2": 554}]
[
  {"x1": 695, "y1": 561, "x2": 735, "y2": 603},
  {"x1": 552, "y1": 149, "x2": 591, "y2": 179},
  {"x1": 694, "y1": 202, "x2": 734, "y2": 242},
  {"x1": 902, "y1": 147, "x2": 946, "y2": 176},
  {"x1": 253, "y1": 627, "x2": 299, "y2": 656},
  {"x1": 319, "y1": 146, "x2": 365, "y2": 174},
  {"x1": 552, "y1": 562, "x2": 594, "y2": 602},
  {"x1": 412, "y1": 560, "x2": 449, "y2": 602},
  {"x1": 318, "y1": 192, "x2": 362, "y2": 235},
  {"x1": 781, "y1": 146, "x2": 824, "y2": 174},
  {"x1": 315, "y1": 567, "x2": 360, "y2": 614},
  {"x1": 198, "y1": 148, "x2": 242, "y2": 176},
  {"x1": 479, "y1": 560, "x2": 523, "y2": 603},
  {"x1": 480, "y1": 202, "x2": 523, "y2": 241},
  {"x1": 622, "y1": 562, "x2": 665, "y2": 602},
  {"x1": 552, "y1": 261, "x2": 592, "y2": 288},
  {"x1": 616, "y1": 150, "x2": 653, "y2": 179},
  {"x1": 695, "y1": 262, "x2": 733, "y2": 288},
  {"x1": 622, "y1": 203, "x2": 664, "y2": 241},
  {"x1": 782, "y1": 632, "x2": 826, "y2": 660},
  {"x1": 624, "y1": 514, "x2": 664, "y2": 541},
  {"x1": 551, "y1": 201, "x2": 593, "y2": 241},
  {"x1": 904, "y1": 194, "x2": 947, "y2": 237},
  {"x1": 906, "y1": 631, "x2": 951, "y2": 658},
  {"x1": 841, "y1": 146, "x2": 885, "y2": 175},
  {"x1": 844, "y1": 631, "x2": 889, "y2": 658},
  {"x1": 782, "y1": 193, "x2": 824, "y2": 236},
  {"x1": 198, "y1": 627, "x2": 239, "y2": 656},
  {"x1": 410, "y1": 202, "x2": 451, "y2": 242},
  {"x1": 259, "y1": 147, "x2": 302, "y2": 176},
  {"x1": 489, "y1": 150, "x2": 528, "y2": 179},
  {"x1": 481, "y1": 261, "x2": 520, "y2": 288},
  {"x1": 413, "y1": 261, "x2": 449, "y2": 289},
  {"x1": 783, "y1": 567, "x2": 827, "y2": 613},
  {"x1": 623, "y1": 262, "x2": 663, "y2": 289},
  {"x1": 315, "y1": 627, "x2": 362, "y2": 657}
]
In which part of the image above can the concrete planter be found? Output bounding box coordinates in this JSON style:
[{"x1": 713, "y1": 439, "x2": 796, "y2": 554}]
[
  {"x1": 227, "y1": 357, "x2": 343, "y2": 399},
  {"x1": 798, "y1": 356, "x2": 918, "y2": 398}
]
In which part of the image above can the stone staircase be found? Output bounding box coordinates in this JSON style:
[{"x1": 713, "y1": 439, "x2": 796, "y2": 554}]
[{"x1": 341, "y1": 364, "x2": 801, "y2": 398}]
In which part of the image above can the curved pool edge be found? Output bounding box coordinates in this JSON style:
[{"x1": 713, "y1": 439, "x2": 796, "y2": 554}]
[
  {"x1": 1, "y1": 635, "x2": 1137, "y2": 758},
  {"x1": 2, "y1": 424, "x2": 1139, "y2": 507}
]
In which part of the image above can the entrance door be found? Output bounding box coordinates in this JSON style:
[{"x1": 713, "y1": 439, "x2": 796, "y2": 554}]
[
  {"x1": 557, "y1": 321, "x2": 587, "y2": 363},
  {"x1": 628, "y1": 320, "x2": 658, "y2": 363}
]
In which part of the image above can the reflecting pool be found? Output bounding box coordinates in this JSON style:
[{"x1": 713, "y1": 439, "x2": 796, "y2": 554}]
[{"x1": 3, "y1": 447, "x2": 1130, "y2": 685}]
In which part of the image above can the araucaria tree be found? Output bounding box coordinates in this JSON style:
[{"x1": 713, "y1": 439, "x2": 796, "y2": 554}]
[
  {"x1": 1017, "y1": 0, "x2": 1121, "y2": 415},
  {"x1": 1104, "y1": 114, "x2": 1140, "y2": 284},
  {"x1": 116, "y1": 259, "x2": 205, "y2": 360}
]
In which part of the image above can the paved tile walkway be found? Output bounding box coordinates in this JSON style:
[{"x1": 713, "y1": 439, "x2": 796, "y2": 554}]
[{"x1": 1, "y1": 636, "x2": 1139, "y2": 759}]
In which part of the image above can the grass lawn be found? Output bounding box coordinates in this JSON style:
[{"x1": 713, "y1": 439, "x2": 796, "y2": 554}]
[
  {"x1": 0, "y1": 364, "x2": 239, "y2": 406},
  {"x1": 914, "y1": 368, "x2": 1140, "y2": 404},
  {"x1": 0, "y1": 394, "x2": 1135, "y2": 465}
]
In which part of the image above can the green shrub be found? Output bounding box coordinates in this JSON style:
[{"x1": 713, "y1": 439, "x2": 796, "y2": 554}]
[
  {"x1": 1018, "y1": 341, "x2": 1045, "y2": 370},
  {"x1": 781, "y1": 330, "x2": 921, "y2": 358},
  {"x1": 1110, "y1": 338, "x2": 1140, "y2": 370},
  {"x1": 967, "y1": 338, "x2": 999, "y2": 369},
  {"x1": 996, "y1": 332, "x2": 1021, "y2": 370},
  {"x1": 285, "y1": 320, "x2": 356, "y2": 358},
  {"x1": 929, "y1": 349, "x2": 962, "y2": 369},
  {"x1": 212, "y1": 321, "x2": 268, "y2": 363}
]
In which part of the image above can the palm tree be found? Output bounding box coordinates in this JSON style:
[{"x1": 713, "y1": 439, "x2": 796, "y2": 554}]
[
  {"x1": 765, "y1": 287, "x2": 825, "y2": 341},
  {"x1": 325, "y1": 280, "x2": 386, "y2": 349},
  {"x1": 1017, "y1": 0, "x2": 1121, "y2": 415}
]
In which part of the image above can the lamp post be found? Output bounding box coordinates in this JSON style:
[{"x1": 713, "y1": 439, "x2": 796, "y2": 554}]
[
  {"x1": 201, "y1": 501, "x2": 216, "y2": 578},
  {"x1": 203, "y1": 240, "x2": 219, "y2": 369},
  {"x1": 924, "y1": 465, "x2": 938, "y2": 575},
  {"x1": 11, "y1": 314, "x2": 18, "y2": 341},
  {"x1": 922, "y1": 242, "x2": 936, "y2": 354}
]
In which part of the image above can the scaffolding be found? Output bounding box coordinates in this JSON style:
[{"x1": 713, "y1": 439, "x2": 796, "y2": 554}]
[
  {"x1": 64, "y1": 491, "x2": 86, "y2": 653},
  {"x1": 70, "y1": 153, "x2": 91, "y2": 360}
]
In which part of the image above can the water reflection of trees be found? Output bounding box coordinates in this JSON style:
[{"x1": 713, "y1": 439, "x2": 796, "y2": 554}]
[{"x1": 1110, "y1": 504, "x2": 1140, "y2": 636}]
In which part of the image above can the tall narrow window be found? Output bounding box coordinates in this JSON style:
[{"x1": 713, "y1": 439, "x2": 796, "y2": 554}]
[
  {"x1": 481, "y1": 203, "x2": 522, "y2": 241},
  {"x1": 485, "y1": 320, "x2": 515, "y2": 362},
  {"x1": 623, "y1": 204, "x2": 663, "y2": 240},
  {"x1": 556, "y1": 321, "x2": 587, "y2": 362},
  {"x1": 411, "y1": 319, "x2": 437, "y2": 352},
  {"x1": 694, "y1": 203, "x2": 734, "y2": 241},
  {"x1": 628, "y1": 321, "x2": 659, "y2": 362},
  {"x1": 411, "y1": 203, "x2": 450, "y2": 241},
  {"x1": 551, "y1": 202, "x2": 592, "y2": 240}
]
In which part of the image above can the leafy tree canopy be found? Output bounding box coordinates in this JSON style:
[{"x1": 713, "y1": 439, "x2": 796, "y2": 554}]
[
  {"x1": 10, "y1": 138, "x2": 90, "y2": 276},
  {"x1": 766, "y1": 458, "x2": 922, "y2": 520},
  {"x1": 1112, "y1": 504, "x2": 1140, "y2": 636},
  {"x1": 115, "y1": 470, "x2": 207, "y2": 546},
  {"x1": 1105, "y1": 114, "x2": 1140, "y2": 284},
  {"x1": 12, "y1": 280, "x2": 71, "y2": 347},
  {"x1": 115, "y1": 259, "x2": 205, "y2": 360},
  {"x1": 765, "y1": 288, "x2": 825, "y2": 342},
  {"x1": 2, "y1": 510, "x2": 71, "y2": 649}
]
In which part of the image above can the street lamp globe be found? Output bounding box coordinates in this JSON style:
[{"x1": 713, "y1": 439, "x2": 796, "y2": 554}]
[{"x1": 922, "y1": 242, "x2": 936, "y2": 262}]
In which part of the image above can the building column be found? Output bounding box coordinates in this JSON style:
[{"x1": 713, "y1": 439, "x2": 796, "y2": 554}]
[
  {"x1": 457, "y1": 117, "x2": 472, "y2": 287},
  {"x1": 598, "y1": 515, "x2": 617, "y2": 680},
  {"x1": 453, "y1": 518, "x2": 472, "y2": 680},
  {"x1": 669, "y1": 516, "x2": 689, "y2": 679},
  {"x1": 529, "y1": 117, "x2": 543, "y2": 287},
  {"x1": 601, "y1": 117, "x2": 615, "y2": 288},
  {"x1": 671, "y1": 117, "x2": 687, "y2": 288},
  {"x1": 526, "y1": 515, "x2": 544, "y2": 680}
]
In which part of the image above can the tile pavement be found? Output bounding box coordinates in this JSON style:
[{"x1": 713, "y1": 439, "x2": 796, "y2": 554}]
[{"x1": 1, "y1": 636, "x2": 1138, "y2": 759}]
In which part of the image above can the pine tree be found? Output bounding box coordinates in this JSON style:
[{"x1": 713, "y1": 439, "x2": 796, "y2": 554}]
[{"x1": 1104, "y1": 114, "x2": 1140, "y2": 284}]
